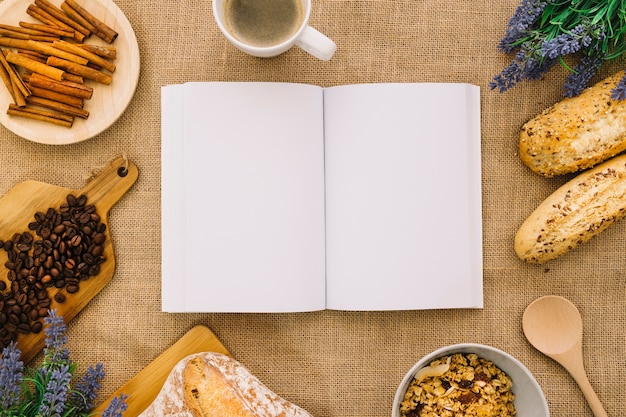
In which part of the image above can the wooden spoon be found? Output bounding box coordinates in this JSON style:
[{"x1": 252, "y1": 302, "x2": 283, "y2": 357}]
[{"x1": 522, "y1": 295, "x2": 607, "y2": 417}]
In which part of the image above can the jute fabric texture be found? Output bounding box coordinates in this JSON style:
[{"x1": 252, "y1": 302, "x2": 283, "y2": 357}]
[{"x1": 0, "y1": 0, "x2": 623, "y2": 416}]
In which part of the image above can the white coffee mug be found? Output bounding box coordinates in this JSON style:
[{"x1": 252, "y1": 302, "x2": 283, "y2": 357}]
[{"x1": 212, "y1": 0, "x2": 336, "y2": 60}]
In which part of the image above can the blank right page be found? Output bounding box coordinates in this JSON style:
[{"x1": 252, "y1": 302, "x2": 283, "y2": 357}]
[{"x1": 323, "y1": 83, "x2": 482, "y2": 311}]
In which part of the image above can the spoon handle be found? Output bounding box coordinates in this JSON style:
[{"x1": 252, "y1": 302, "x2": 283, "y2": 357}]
[{"x1": 554, "y1": 353, "x2": 608, "y2": 417}]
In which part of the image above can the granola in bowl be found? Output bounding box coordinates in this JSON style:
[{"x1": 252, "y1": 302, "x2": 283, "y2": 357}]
[
  {"x1": 399, "y1": 353, "x2": 516, "y2": 417},
  {"x1": 392, "y1": 344, "x2": 550, "y2": 417}
]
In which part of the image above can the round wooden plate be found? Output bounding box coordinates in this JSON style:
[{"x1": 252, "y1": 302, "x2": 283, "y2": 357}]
[{"x1": 0, "y1": 0, "x2": 140, "y2": 145}]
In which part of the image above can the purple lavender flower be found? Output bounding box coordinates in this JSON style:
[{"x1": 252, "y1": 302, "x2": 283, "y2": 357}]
[
  {"x1": 43, "y1": 310, "x2": 70, "y2": 367},
  {"x1": 521, "y1": 53, "x2": 556, "y2": 80},
  {"x1": 102, "y1": 393, "x2": 129, "y2": 417},
  {"x1": 490, "y1": 47, "x2": 556, "y2": 92},
  {"x1": 540, "y1": 24, "x2": 598, "y2": 60},
  {"x1": 563, "y1": 55, "x2": 603, "y2": 97},
  {"x1": 498, "y1": 0, "x2": 547, "y2": 53},
  {"x1": 610, "y1": 72, "x2": 626, "y2": 100},
  {"x1": 489, "y1": 59, "x2": 523, "y2": 92},
  {"x1": 38, "y1": 363, "x2": 72, "y2": 417},
  {"x1": 0, "y1": 341, "x2": 23, "y2": 410},
  {"x1": 70, "y1": 363, "x2": 106, "y2": 412}
]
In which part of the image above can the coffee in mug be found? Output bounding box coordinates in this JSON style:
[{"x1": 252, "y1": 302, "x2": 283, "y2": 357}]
[
  {"x1": 213, "y1": 0, "x2": 337, "y2": 60},
  {"x1": 223, "y1": 0, "x2": 304, "y2": 47}
]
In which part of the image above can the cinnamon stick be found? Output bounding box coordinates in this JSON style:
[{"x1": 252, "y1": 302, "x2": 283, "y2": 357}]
[
  {"x1": 34, "y1": 0, "x2": 91, "y2": 37},
  {"x1": 0, "y1": 62, "x2": 15, "y2": 102},
  {"x1": 25, "y1": 95, "x2": 89, "y2": 118},
  {"x1": 18, "y1": 21, "x2": 75, "y2": 38},
  {"x1": 6, "y1": 51, "x2": 65, "y2": 81},
  {"x1": 27, "y1": 84, "x2": 84, "y2": 108},
  {"x1": 47, "y1": 56, "x2": 111, "y2": 85},
  {"x1": 0, "y1": 27, "x2": 58, "y2": 42},
  {"x1": 79, "y1": 44, "x2": 116, "y2": 60},
  {"x1": 63, "y1": 0, "x2": 118, "y2": 43},
  {"x1": 8, "y1": 103, "x2": 74, "y2": 127},
  {"x1": 9, "y1": 103, "x2": 73, "y2": 122},
  {"x1": 18, "y1": 50, "x2": 48, "y2": 64},
  {"x1": 0, "y1": 50, "x2": 30, "y2": 99},
  {"x1": 27, "y1": 4, "x2": 85, "y2": 42},
  {"x1": 53, "y1": 40, "x2": 115, "y2": 72},
  {"x1": 24, "y1": 72, "x2": 93, "y2": 99},
  {"x1": 0, "y1": 38, "x2": 88, "y2": 65},
  {"x1": 0, "y1": 23, "x2": 54, "y2": 37},
  {"x1": 25, "y1": 5, "x2": 57, "y2": 27}
]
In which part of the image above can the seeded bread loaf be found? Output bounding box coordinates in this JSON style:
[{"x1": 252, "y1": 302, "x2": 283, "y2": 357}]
[
  {"x1": 519, "y1": 71, "x2": 626, "y2": 177},
  {"x1": 138, "y1": 352, "x2": 313, "y2": 417},
  {"x1": 515, "y1": 154, "x2": 626, "y2": 263}
]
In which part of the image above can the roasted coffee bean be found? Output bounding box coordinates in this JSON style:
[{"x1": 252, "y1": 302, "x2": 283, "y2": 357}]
[
  {"x1": 70, "y1": 234, "x2": 82, "y2": 247},
  {"x1": 66, "y1": 194, "x2": 77, "y2": 207},
  {"x1": 17, "y1": 293, "x2": 26, "y2": 305},
  {"x1": 83, "y1": 253, "x2": 95, "y2": 264},
  {"x1": 93, "y1": 232, "x2": 105, "y2": 245},
  {"x1": 31, "y1": 321, "x2": 42, "y2": 333},
  {"x1": 91, "y1": 246, "x2": 103, "y2": 257},
  {"x1": 0, "y1": 193, "x2": 107, "y2": 343}
]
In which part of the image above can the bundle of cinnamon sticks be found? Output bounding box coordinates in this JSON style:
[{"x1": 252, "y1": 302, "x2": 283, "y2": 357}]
[{"x1": 0, "y1": 0, "x2": 118, "y2": 128}]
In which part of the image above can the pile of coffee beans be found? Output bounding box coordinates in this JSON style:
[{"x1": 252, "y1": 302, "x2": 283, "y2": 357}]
[{"x1": 0, "y1": 193, "x2": 107, "y2": 349}]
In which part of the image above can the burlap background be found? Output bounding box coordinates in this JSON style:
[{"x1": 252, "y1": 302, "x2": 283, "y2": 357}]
[{"x1": 0, "y1": 0, "x2": 623, "y2": 416}]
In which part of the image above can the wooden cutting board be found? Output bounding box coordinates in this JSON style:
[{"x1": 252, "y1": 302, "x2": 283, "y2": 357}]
[
  {"x1": 1, "y1": 155, "x2": 138, "y2": 363},
  {"x1": 94, "y1": 325, "x2": 231, "y2": 416}
]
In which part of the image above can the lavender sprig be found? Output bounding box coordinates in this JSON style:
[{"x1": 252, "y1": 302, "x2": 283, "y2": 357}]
[
  {"x1": 497, "y1": 0, "x2": 547, "y2": 53},
  {"x1": 69, "y1": 363, "x2": 106, "y2": 412},
  {"x1": 101, "y1": 394, "x2": 129, "y2": 417},
  {"x1": 0, "y1": 310, "x2": 127, "y2": 417},
  {"x1": 42, "y1": 310, "x2": 70, "y2": 370},
  {"x1": 38, "y1": 364, "x2": 72, "y2": 417},
  {"x1": 492, "y1": 0, "x2": 626, "y2": 99},
  {"x1": 0, "y1": 342, "x2": 23, "y2": 411}
]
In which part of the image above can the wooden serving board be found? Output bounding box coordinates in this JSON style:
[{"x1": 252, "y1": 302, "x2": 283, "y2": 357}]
[
  {"x1": 94, "y1": 325, "x2": 231, "y2": 417},
  {"x1": 2, "y1": 155, "x2": 138, "y2": 363}
]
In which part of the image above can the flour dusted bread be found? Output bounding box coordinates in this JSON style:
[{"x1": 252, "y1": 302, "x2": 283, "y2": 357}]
[
  {"x1": 138, "y1": 352, "x2": 313, "y2": 417},
  {"x1": 519, "y1": 71, "x2": 626, "y2": 177},
  {"x1": 515, "y1": 154, "x2": 626, "y2": 263}
]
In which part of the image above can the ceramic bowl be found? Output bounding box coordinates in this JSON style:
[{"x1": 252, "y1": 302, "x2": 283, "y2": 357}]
[{"x1": 392, "y1": 343, "x2": 549, "y2": 417}]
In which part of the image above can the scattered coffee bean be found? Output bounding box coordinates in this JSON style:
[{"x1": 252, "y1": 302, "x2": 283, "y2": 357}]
[{"x1": 0, "y1": 193, "x2": 107, "y2": 349}]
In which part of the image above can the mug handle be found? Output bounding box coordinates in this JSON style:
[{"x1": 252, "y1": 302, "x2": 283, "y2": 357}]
[{"x1": 296, "y1": 26, "x2": 337, "y2": 61}]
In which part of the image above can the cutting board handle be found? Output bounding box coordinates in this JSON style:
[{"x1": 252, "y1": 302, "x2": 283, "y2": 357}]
[{"x1": 80, "y1": 155, "x2": 138, "y2": 213}]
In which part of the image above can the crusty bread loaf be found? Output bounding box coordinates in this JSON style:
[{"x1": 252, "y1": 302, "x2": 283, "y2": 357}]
[
  {"x1": 519, "y1": 71, "x2": 626, "y2": 177},
  {"x1": 138, "y1": 352, "x2": 313, "y2": 417},
  {"x1": 515, "y1": 154, "x2": 626, "y2": 263}
]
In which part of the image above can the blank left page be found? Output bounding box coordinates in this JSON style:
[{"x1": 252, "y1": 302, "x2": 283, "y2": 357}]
[{"x1": 161, "y1": 82, "x2": 326, "y2": 312}]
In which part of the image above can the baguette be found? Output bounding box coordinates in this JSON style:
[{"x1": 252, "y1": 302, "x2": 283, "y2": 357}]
[
  {"x1": 138, "y1": 352, "x2": 313, "y2": 417},
  {"x1": 515, "y1": 154, "x2": 626, "y2": 263},
  {"x1": 519, "y1": 71, "x2": 626, "y2": 177}
]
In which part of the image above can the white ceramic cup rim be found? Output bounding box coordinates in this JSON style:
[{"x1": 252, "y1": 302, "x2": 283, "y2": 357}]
[{"x1": 212, "y1": 0, "x2": 312, "y2": 54}]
